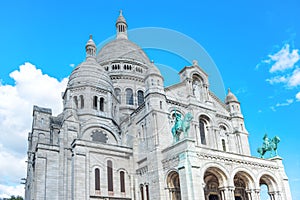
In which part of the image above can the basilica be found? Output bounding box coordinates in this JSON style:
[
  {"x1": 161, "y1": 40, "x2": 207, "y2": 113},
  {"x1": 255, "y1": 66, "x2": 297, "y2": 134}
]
[{"x1": 25, "y1": 12, "x2": 292, "y2": 200}]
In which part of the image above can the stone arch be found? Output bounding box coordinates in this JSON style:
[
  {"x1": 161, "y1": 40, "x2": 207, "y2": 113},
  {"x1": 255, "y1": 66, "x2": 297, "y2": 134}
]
[
  {"x1": 81, "y1": 125, "x2": 119, "y2": 144},
  {"x1": 217, "y1": 121, "x2": 231, "y2": 152},
  {"x1": 202, "y1": 165, "x2": 229, "y2": 200},
  {"x1": 198, "y1": 114, "x2": 211, "y2": 145},
  {"x1": 232, "y1": 170, "x2": 255, "y2": 200},
  {"x1": 195, "y1": 112, "x2": 215, "y2": 125},
  {"x1": 125, "y1": 88, "x2": 134, "y2": 105},
  {"x1": 202, "y1": 164, "x2": 229, "y2": 187},
  {"x1": 169, "y1": 107, "x2": 185, "y2": 124},
  {"x1": 231, "y1": 168, "x2": 255, "y2": 188},
  {"x1": 191, "y1": 71, "x2": 208, "y2": 85},
  {"x1": 258, "y1": 171, "x2": 280, "y2": 193},
  {"x1": 137, "y1": 89, "x2": 144, "y2": 106},
  {"x1": 114, "y1": 88, "x2": 122, "y2": 103},
  {"x1": 166, "y1": 170, "x2": 181, "y2": 200},
  {"x1": 116, "y1": 168, "x2": 130, "y2": 194}
]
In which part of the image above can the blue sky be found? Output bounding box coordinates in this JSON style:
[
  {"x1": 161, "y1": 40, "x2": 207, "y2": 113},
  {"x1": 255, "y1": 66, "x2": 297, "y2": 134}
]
[{"x1": 0, "y1": 0, "x2": 299, "y2": 198}]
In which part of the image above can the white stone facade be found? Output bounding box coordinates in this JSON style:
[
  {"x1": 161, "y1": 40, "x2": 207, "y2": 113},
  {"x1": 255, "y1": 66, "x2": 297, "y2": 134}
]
[{"x1": 25, "y1": 12, "x2": 292, "y2": 200}]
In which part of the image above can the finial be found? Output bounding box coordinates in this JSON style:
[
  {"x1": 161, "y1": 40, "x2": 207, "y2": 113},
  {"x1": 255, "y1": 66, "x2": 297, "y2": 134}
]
[
  {"x1": 85, "y1": 34, "x2": 96, "y2": 59},
  {"x1": 116, "y1": 10, "x2": 128, "y2": 39},
  {"x1": 227, "y1": 88, "x2": 231, "y2": 93},
  {"x1": 192, "y1": 60, "x2": 198, "y2": 66}
]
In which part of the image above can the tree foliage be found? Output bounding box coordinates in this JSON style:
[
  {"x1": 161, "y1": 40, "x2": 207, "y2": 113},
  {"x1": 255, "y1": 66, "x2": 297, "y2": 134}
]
[{"x1": 4, "y1": 195, "x2": 24, "y2": 200}]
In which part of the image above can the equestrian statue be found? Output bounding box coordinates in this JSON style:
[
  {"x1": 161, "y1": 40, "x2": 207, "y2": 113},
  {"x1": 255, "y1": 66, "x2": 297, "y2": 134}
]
[
  {"x1": 171, "y1": 110, "x2": 193, "y2": 142},
  {"x1": 257, "y1": 133, "x2": 280, "y2": 158}
]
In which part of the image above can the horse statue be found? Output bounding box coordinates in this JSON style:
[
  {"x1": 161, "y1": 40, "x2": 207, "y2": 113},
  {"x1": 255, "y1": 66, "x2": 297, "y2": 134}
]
[
  {"x1": 257, "y1": 133, "x2": 280, "y2": 158},
  {"x1": 171, "y1": 110, "x2": 193, "y2": 142}
]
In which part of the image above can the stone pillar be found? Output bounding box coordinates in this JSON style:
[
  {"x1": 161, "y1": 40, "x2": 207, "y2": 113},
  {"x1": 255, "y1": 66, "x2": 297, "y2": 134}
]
[
  {"x1": 72, "y1": 150, "x2": 87, "y2": 200},
  {"x1": 219, "y1": 187, "x2": 226, "y2": 200},
  {"x1": 254, "y1": 189, "x2": 260, "y2": 200},
  {"x1": 269, "y1": 192, "x2": 275, "y2": 200},
  {"x1": 177, "y1": 149, "x2": 202, "y2": 200},
  {"x1": 227, "y1": 186, "x2": 235, "y2": 200},
  {"x1": 143, "y1": 184, "x2": 147, "y2": 200},
  {"x1": 97, "y1": 98, "x2": 100, "y2": 111},
  {"x1": 245, "y1": 189, "x2": 252, "y2": 200}
]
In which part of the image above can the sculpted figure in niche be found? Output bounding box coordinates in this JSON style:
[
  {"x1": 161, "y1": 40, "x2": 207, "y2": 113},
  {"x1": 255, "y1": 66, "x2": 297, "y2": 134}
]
[{"x1": 192, "y1": 80, "x2": 201, "y2": 101}]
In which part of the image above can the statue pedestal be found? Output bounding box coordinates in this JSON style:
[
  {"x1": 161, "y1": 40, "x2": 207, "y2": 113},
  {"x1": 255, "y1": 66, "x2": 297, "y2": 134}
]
[{"x1": 269, "y1": 155, "x2": 282, "y2": 162}]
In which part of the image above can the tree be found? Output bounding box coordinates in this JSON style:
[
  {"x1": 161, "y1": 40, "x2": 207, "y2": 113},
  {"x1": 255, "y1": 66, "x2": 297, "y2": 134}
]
[{"x1": 4, "y1": 195, "x2": 24, "y2": 200}]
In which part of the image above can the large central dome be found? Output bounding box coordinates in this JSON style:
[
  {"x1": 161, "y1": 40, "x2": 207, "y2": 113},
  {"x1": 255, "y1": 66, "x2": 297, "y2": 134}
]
[
  {"x1": 96, "y1": 10, "x2": 151, "y2": 66},
  {"x1": 97, "y1": 38, "x2": 151, "y2": 65}
]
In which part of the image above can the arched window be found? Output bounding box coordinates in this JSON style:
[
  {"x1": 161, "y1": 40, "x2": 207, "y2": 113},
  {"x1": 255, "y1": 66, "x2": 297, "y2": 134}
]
[
  {"x1": 146, "y1": 185, "x2": 149, "y2": 200},
  {"x1": 120, "y1": 171, "x2": 125, "y2": 193},
  {"x1": 199, "y1": 115, "x2": 209, "y2": 145},
  {"x1": 93, "y1": 96, "x2": 98, "y2": 110},
  {"x1": 167, "y1": 172, "x2": 181, "y2": 200},
  {"x1": 125, "y1": 88, "x2": 134, "y2": 105},
  {"x1": 115, "y1": 88, "x2": 121, "y2": 103},
  {"x1": 222, "y1": 139, "x2": 226, "y2": 151},
  {"x1": 95, "y1": 168, "x2": 100, "y2": 191},
  {"x1": 199, "y1": 120, "x2": 206, "y2": 145},
  {"x1": 80, "y1": 95, "x2": 84, "y2": 108},
  {"x1": 140, "y1": 185, "x2": 144, "y2": 200},
  {"x1": 100, "y1": 97, "x2": 104, "y2": 112},
  {"x1": 73, "y1": 96, "x2": 78, "y2": 108},
  {"x1": 137, "y1": 90, "x2": 144, "y2": 106},
  {"x1": 107, "y1": 160, "x2": 113, "y2": 192}
]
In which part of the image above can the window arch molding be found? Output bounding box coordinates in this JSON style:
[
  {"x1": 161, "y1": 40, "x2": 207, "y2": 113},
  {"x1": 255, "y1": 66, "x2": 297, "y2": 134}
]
[
  {"x1": 125, "y1": 88, "x2": 134, "y2": 105},
  {"x1": 92, "y1": 95, "x2": 106, "y2": 111},
  {"x1": 191, "y1": 71, "x2": 208, "y2": 85},
  {"x1": 198, "y1": 114, "x2": 211, "y2": 145},
  {"x1": 91, "y1": 165, "x2": 103, "y2": 193},
  {"x1": 117, "y1": 168, "x2": 129, "y2": 193},
  {"x1": 137, "y1": 89, "x2": 145, "y2": 106},
  {"x1": 169, "y1": 109, "x2": 185, "y2": 126},
  {"x1": 114, "y1": 88, "x2": 122, "y2": 103}
]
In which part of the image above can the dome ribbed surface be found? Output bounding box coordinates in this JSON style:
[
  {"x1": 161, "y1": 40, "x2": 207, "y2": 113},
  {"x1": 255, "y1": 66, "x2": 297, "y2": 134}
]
[
  {"x1": 68, "y1": 59, "x2": 112, "y2": 89},
  {"x1": 96, "y1": 39, "x2": 151, "y2": 65},
  {"x1": 225, "y1": 89, "x2": 238, "y2": 103}
]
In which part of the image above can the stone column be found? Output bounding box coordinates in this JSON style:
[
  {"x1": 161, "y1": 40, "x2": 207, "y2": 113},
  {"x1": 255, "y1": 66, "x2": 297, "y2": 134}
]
[
  {"x1": 245, "y1": 189, "x2": 252, "y2": 200},
  {"x1": 177, "y1": 149, "x2": 201, "y2": 200},
  {"x1": 269, "y1": 192, "x2": 275, "y2": 200},
  {"x1": 227, "y1": 186, "x2": 235, "y2": 200},
  {"x1": 254, "y1": 189, "x2": 260, "y2": 200},
  {"x1": 97, "y1": 98, "x2": 100, "y2": 111},
  {"x1": 219, "y1": 187, "x2": 226, "y2": 200}
]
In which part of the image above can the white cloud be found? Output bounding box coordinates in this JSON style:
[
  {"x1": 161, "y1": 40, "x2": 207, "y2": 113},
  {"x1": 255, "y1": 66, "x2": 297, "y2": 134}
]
[
  {"x1": 296, "y1": 92, "x2": 300, "y2": 101},
  {"x1": 275, "y1": 99, "x2": 294, "y2": 107},
  {"x1": 261, "y1": 43, "x2": 300, "y2": 103},
  {"x1": 266, "y1": 75, "x2": 287, "y2": 85},
  {"x1": 268, "y1": 44, "x2": 300, "y2": 73},
  {"x1": 0, "y1": 184, "x2": 24, "y2": 198},
  {"x1": 0, "y1": 62, "x2": 68, "y2": 197},
  {"x1": 288, "y1": 68, "x2": 300, "y2": 87},
  {"x1": 69, "y1": 63, "x2": 75, "y2": 68}
]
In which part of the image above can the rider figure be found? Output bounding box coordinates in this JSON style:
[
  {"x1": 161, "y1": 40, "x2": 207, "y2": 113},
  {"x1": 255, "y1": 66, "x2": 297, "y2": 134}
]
[
  {"x1": 174, "y1": 110, "x2": 182, "y2": 132},
  {"x1": 262, "y1": 133, "x2": 270, "y2": 150}
]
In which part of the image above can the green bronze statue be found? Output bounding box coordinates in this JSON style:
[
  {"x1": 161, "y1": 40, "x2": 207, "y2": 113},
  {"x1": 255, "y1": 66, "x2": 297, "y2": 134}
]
[
  {"x1": 257, "y1": 133, "x2": 280, "y2": 158},
  {"x1": 171, "y1": 110, "x2": 193, "y2": 142}
]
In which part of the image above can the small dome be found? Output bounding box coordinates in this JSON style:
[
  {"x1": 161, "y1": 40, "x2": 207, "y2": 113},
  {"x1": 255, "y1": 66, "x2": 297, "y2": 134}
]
[
  {"x1": 225, "y1": 88, "x2": 239, "y2": 103},
  {"x1": 116, "y1": 10, "x2": 127, "y2": 25},
  {"x1": 68, "y1": 59, "x2": 113, "y2": 90},
  {"x1": 146, "y1": 61, "x2": 162, "y2": 77},
  {"x1": 97, "y1": 39, "x2": 151, "y2": 65},
  {"x1": 86, "y1": 35, "x2": 96, "y2": 47}
]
